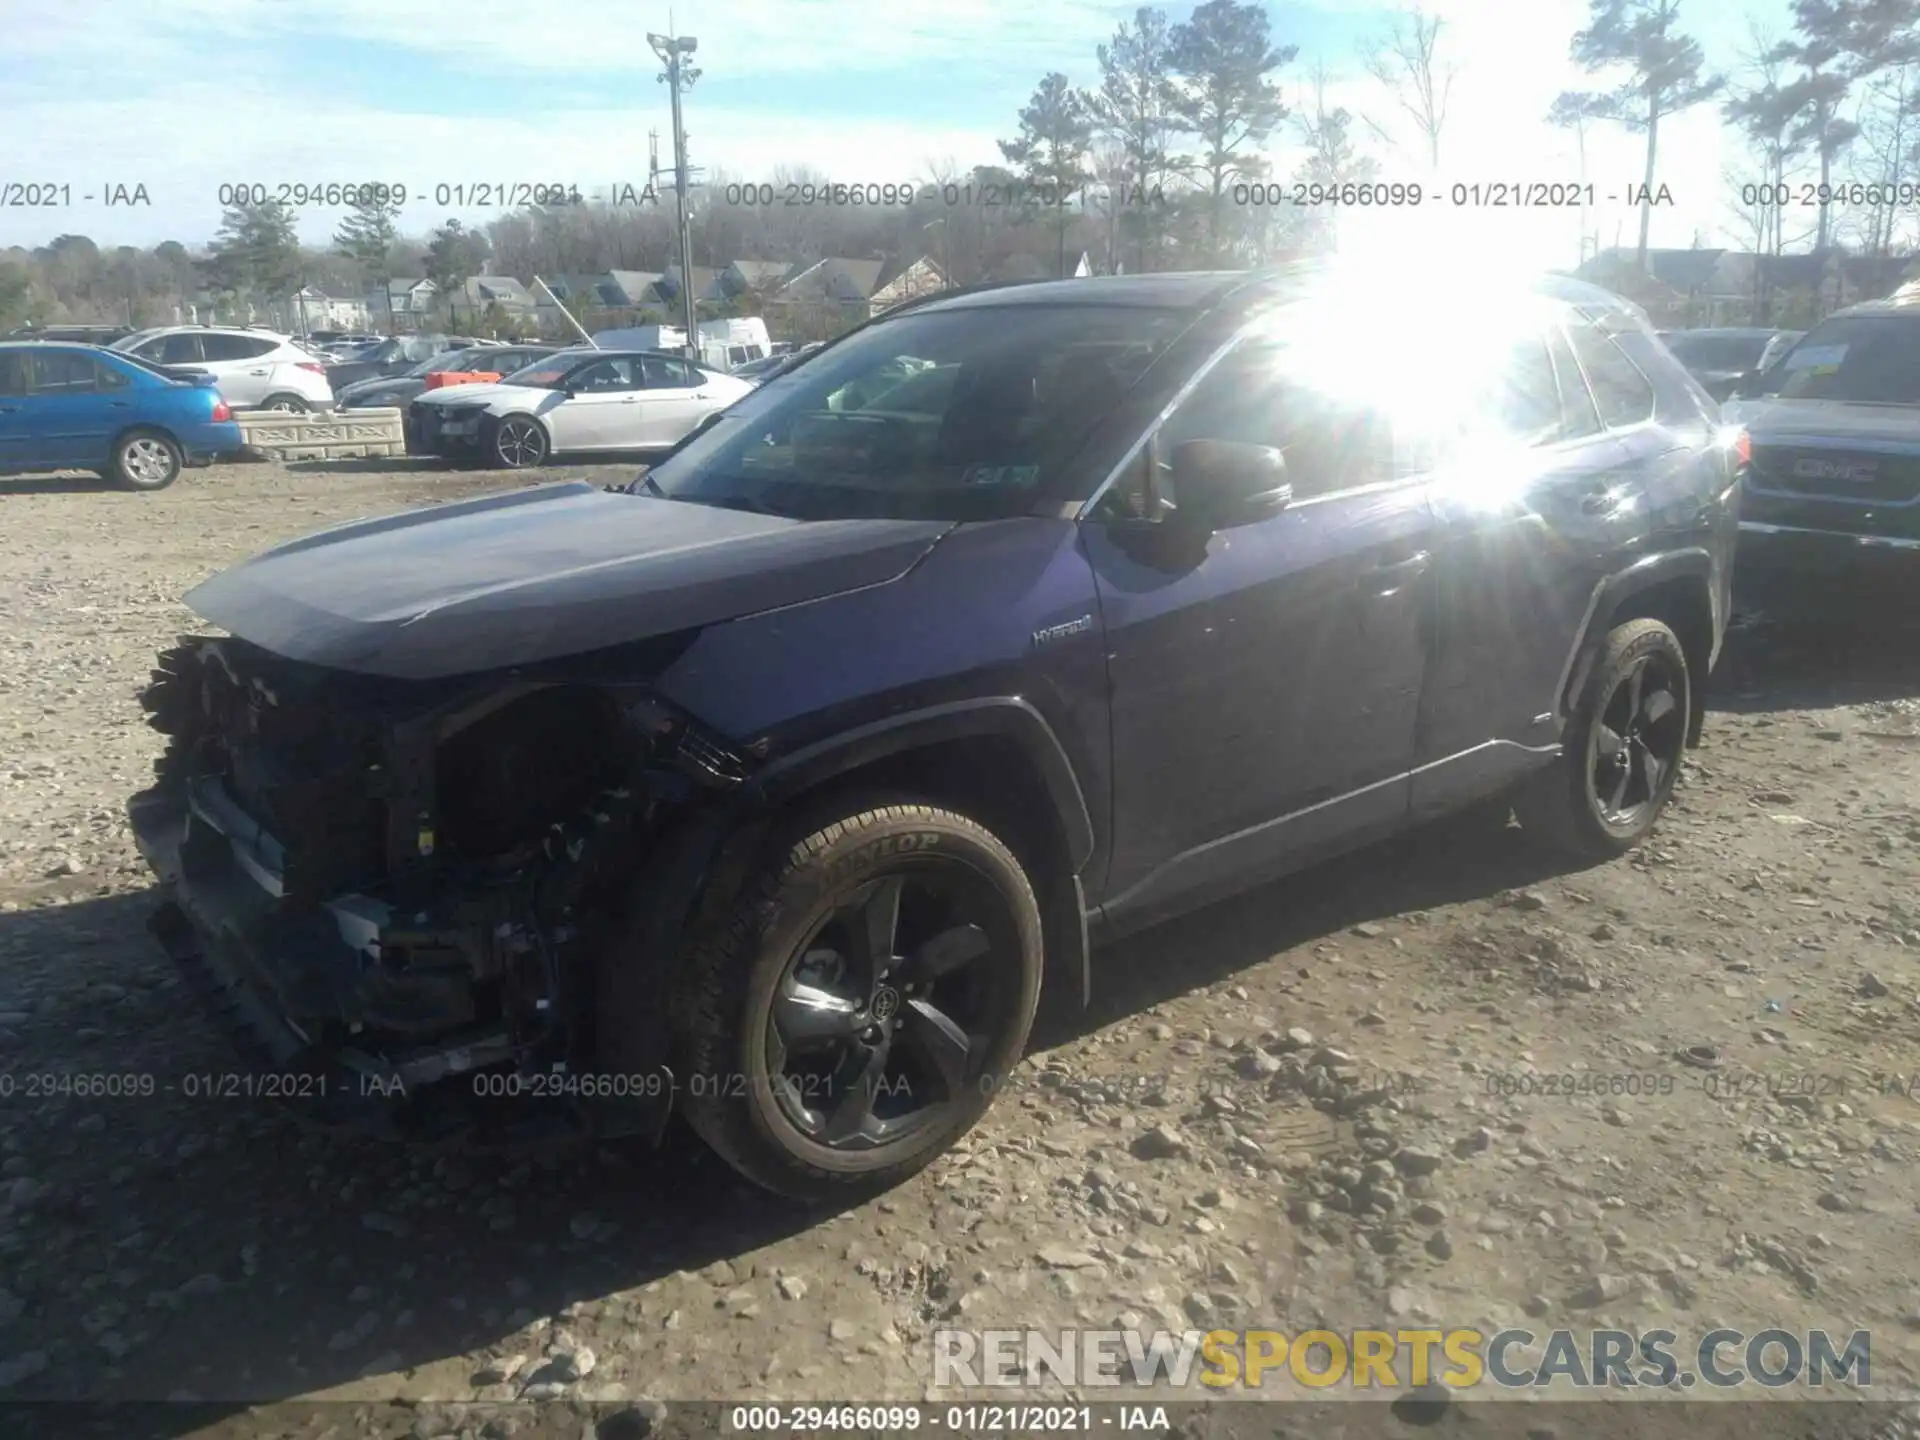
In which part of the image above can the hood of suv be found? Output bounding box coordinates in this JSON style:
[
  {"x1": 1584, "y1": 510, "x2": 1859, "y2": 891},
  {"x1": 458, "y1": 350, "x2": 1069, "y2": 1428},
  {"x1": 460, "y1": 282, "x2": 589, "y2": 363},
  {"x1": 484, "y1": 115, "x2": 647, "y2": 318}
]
[
  {"x1": 1724, "y1": 395, "x2": 1920, "y2": 445},
  {"x1": 183, "y1": 482, "x2": 952, "y2": 680}
]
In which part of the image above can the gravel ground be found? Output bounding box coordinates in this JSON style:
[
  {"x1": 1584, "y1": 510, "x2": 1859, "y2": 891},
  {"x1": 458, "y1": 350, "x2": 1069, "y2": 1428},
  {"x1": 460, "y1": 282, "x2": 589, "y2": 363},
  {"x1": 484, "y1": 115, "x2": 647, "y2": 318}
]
[{"x1": 1, "y1": 458, "x2": 1918, "y2": 1439}]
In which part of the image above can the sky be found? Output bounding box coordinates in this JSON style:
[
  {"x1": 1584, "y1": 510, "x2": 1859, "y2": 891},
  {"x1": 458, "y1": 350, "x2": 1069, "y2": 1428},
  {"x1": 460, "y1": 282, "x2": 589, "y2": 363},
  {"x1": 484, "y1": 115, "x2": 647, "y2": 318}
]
[{"x1": 0, "y1": 0, "x2": 1804, "y2": 276}]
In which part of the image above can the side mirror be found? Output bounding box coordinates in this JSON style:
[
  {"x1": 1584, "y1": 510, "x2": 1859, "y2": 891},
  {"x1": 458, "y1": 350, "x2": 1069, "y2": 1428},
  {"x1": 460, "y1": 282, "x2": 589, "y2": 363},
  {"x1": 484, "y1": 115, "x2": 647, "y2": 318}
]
[{"x1": 1169, "y1": 439, "x2": 1291, "y2": 528}]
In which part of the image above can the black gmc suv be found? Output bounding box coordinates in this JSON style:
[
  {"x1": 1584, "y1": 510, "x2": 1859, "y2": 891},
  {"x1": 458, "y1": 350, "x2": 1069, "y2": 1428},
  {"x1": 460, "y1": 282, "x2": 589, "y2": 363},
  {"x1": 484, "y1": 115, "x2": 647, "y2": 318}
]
[{"x1": 128, "y1": 267, "x2": 1742, "y2": 1200}]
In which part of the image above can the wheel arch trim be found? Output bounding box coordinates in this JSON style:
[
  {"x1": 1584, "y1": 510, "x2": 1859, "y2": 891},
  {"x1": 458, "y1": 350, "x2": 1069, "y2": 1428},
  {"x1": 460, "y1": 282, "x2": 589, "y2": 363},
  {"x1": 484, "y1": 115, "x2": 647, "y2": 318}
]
[
  {"x1": 1555, "y1": 547, "x2": 1715, "y2": 723},
  {"x1": 743, "y1": 696, "x2": 1097, "y2": 876}
]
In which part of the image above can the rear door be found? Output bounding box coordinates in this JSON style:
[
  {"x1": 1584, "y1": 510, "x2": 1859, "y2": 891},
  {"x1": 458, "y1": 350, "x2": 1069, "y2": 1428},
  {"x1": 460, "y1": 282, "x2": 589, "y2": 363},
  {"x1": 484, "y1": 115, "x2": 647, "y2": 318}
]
[
  {"x1": 1414, "y1": 316, "x2": 1638, "y2": 816},
  {"x1": 199, "y1": 333, "x2": 277, "y2": 405},
  {"x1": 636, "y1": 354, "x2": 710, "y2": 445}
]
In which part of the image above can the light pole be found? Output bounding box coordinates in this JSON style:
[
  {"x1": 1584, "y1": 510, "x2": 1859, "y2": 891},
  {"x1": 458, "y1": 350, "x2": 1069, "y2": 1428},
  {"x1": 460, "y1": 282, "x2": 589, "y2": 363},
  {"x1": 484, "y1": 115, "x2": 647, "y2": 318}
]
[
  {"x1": 923, "y1": 218, "x2": 950, "y2": 290},
  {"x1": 649, "y1": 29, "x2": 700, "y2": 357}
]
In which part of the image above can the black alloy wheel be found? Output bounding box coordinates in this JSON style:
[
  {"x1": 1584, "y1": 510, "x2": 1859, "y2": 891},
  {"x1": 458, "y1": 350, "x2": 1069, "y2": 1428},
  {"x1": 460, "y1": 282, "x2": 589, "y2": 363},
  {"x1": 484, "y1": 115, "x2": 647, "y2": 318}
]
[
  {"x1": 1513, "y1": 617, "x2": 1691, "y2": 859},
  {"x1": 667, "y1": 803, "x2": 1044, "y2": 1201},
  {"x1": 1588, "y1": 649, "x2": 1685, "y2": 828},
  {"x1": 768, "y1": 870, "x2": 1006, "y2": 1149}
]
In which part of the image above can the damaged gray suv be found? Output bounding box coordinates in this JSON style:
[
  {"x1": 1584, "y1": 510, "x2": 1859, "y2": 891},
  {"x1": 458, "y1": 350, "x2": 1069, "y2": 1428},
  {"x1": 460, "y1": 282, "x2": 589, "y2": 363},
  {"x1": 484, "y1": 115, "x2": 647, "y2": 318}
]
[{"x1": 129, "y1": 267, "x2": 1741, "y2": 1200}]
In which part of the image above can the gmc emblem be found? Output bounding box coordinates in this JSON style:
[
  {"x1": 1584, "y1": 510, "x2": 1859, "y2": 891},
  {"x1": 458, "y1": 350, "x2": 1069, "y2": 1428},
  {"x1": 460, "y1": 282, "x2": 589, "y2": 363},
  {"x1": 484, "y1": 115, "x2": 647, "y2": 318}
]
[{"x1": 1793, "y1": 456, "x2": 1878, "y2": 482}]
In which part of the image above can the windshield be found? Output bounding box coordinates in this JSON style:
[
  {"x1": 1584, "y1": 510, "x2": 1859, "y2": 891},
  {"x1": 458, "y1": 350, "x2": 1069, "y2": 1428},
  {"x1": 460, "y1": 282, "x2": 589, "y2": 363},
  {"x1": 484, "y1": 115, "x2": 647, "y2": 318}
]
[
  {"x1": 500, "y1": 355, "x2": 584, "y2": 388},
  {"x1": 1664, "y1": 332, "x2": 1769, "y2": 372},
  {"x1": 638, "y1": 305, "x2": 1187, "y2": 520},
  {"x1": 1764, "y1": 316, "x2": 1920, "y2": 403}
]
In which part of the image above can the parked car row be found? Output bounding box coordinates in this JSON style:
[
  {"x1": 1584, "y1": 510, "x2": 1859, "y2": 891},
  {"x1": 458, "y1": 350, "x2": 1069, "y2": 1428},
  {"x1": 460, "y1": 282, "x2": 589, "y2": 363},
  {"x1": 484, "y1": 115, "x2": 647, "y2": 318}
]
[
  {"x1": 0, "y1": 340, "x2": 243, "y2": 489},
  {"x1": 1657, "y1": 326, "x2": 1803, "y2": 401},
  {"x1": 336, "y1": 343, "x2": 559, "y2": 412},
  {"x1": 1714, "y1": 299, "x2": 1920, "y2": 586},
  {"x1": 408, "y1": 347, "x2": 754, "y2": 466},
  {"x1": 110, "y1": 326, "x2": 336, "y2": 413}
]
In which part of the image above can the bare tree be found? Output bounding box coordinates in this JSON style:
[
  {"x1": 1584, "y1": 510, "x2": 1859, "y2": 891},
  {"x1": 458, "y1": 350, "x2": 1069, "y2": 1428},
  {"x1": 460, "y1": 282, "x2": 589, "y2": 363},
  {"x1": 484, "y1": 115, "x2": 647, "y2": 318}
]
[
  {"x1": 1844, "y1": 60, "x2": 1920, "y2": 256},
  {"x1": 1564, "y1": 0, "x2": 1725, "y2": 274},
  {"x1": 1360, "y1": 10, "x2": 1456, "y2": 172}
]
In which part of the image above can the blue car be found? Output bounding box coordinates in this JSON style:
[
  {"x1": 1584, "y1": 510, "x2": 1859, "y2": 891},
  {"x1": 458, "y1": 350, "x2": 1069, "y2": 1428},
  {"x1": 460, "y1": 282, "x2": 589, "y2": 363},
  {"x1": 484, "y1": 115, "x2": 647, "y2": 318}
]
[{"x1": 0, "y1": 341, "x2": 245, "y2": 490}]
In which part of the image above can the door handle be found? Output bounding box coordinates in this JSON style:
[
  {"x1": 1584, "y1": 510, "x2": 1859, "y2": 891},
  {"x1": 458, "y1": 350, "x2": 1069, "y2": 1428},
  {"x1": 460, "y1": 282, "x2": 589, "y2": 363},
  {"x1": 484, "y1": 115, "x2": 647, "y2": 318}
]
[
  {"x1": 110, "y1": 401, "x2": 130, "y2": 408},
  {"x1": 1372, "y1": 550, "x2": 1431, "y2": 580},
  {"x1": 0, "y1": 405, "x2": 17, "y2": 413}
]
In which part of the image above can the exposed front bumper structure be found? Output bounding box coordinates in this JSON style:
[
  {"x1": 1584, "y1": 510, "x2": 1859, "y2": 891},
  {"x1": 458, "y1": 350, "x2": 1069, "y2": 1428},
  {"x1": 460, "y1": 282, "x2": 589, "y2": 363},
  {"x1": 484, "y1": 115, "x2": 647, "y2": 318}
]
[{"x1": 129, "y1": 772, "x2": 673, "y2": 1145}]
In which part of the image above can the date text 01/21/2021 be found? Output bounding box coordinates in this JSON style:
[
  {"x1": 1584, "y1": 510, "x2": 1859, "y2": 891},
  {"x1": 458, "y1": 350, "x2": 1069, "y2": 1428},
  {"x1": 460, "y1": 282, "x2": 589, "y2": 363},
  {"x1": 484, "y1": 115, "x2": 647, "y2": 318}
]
[
  {"x1": 1, "y1": 182, "x2": 149, "y2": 208},
  {"x1": 1227, "y1": 180, "x2": 1676, "y2": 208}
]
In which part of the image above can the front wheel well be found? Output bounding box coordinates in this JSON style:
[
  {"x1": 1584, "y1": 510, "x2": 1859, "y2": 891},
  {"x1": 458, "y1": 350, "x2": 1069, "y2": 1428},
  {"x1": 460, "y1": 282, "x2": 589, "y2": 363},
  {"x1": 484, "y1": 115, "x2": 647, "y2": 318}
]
[
  {"x1": 753, "y1": 735, "x2": 1084, "y2": 1006},
  {"x1": 1593, "y1": 574, "x2": 1715, "y2": 747}
]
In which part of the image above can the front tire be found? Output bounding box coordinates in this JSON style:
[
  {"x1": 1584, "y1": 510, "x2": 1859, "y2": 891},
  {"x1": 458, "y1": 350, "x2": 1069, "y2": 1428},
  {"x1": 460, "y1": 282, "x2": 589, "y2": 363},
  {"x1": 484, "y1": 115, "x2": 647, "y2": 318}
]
[
  {"x1": 111, "y1": 429, "x2": 182, "y2": 491},
  {"x1": 485, "y1": 413, "x2": 549, "y2": 469},
  {"x1": 1513, "y1": 617, "x2": 1690, "y2": 860},
  {"x1": 671, "y1": 803, "x2": 1044, "y2": 1202}
]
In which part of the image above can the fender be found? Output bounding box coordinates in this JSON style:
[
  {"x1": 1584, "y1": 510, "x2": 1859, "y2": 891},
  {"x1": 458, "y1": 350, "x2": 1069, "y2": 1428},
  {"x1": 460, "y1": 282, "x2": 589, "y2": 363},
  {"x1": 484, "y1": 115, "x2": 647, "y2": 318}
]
[
  {"x1": 1558, "y1": 547, "x2": 1716, "y2": 735},
  {"x1": 745, "y1": 696, "x2": 1097, "y2": 875},
  {"x1": 746, "y1": 696, "x2": 1098, "y2": 1010}
]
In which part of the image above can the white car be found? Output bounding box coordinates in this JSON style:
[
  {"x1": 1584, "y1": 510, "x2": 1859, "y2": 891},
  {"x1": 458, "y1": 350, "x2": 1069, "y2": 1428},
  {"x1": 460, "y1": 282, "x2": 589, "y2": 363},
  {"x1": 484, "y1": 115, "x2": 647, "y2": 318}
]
[
  {"x1": 110, "y1": 326, "x2": 335, "y2": 412},
  {"x1": 408, "y1": 348, "x2": 753, "y2": 468}
]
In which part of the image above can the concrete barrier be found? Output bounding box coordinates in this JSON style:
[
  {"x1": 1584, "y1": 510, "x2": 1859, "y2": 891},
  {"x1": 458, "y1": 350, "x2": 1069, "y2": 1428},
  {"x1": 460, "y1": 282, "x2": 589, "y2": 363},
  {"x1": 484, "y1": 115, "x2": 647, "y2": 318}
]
[{"x1": 237, "y1": 406, "x2": 406, "y2": 460}]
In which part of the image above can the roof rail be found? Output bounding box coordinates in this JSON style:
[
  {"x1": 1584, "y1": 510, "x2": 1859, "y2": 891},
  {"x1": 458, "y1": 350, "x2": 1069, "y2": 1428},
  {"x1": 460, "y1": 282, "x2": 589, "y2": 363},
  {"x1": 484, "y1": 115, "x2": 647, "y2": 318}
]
[{"x1": 871, "y1": 275, "x2": 1054, "y2": 320}]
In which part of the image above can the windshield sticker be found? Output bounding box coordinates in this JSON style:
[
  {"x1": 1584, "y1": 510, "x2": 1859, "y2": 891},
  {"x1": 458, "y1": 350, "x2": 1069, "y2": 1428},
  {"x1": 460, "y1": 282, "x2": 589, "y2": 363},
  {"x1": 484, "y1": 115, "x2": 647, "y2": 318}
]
[
  {"x1": 962, "y1": 464, "x2": 1041, "y2": 488},
  {"x1": 1784, "y1": 344, "x2": 1847, "y2": 370}
]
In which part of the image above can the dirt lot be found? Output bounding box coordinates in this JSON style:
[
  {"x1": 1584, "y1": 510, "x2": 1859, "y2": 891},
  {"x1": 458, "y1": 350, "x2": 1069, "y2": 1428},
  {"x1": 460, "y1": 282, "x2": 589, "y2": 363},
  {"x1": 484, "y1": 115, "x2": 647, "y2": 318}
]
[{"x1": 1, "y1": 458, "x2": 1918, "y2": 1438}]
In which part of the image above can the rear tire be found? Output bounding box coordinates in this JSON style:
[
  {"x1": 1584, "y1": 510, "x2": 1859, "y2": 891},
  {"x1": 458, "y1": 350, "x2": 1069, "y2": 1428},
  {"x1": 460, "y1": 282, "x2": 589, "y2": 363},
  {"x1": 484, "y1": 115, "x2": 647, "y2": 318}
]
[
  {"x1": 260, "y1": 393, "x2": 310, "y2": 414},
  {"x1": 670, "y1": 803, "x2": 1044, "y2": 1202},
  {"x1": 111, "y1": 429, "x2": 182, "y2": 491},
  {"x1": 1513, "y1": 618, "x2": 1690, "y2": 861}
]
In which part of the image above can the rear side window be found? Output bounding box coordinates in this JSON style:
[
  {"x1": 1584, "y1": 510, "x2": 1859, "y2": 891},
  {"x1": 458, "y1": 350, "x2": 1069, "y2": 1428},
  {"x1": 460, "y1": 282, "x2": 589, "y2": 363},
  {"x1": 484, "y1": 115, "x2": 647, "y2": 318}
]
[
  {"x1": 0, "y1": 353, "x2": 26, "y2": 395},
  {"x1": 201, "y1": 333, "x2": 274, "y2": 361},
  {"x1": 1481, "y1": 335, "x2": 1562, "y2": 444},
  {"x1": 1567, "y1": 318, "x2": 1655, "y2": 428},
  {"x1": 29, "y1": 351, "x2": 106, "y2": 393},
  {"x1": 1547, "y1": 327, "x2": 1603, "y2": 439},
  {"x1": 641, "y1": 356, "x2": 698, "y2": 389}
]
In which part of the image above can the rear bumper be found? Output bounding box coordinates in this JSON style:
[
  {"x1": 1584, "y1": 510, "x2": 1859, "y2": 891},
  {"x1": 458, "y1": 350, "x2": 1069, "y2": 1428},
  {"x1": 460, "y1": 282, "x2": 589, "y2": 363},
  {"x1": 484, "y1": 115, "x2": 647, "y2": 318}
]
[
  {"x1": 128, "y1": 780, "x2": 673, "y2": 1142},
  {"x1": 174, "y1": 419, "x2": 246, "y2": 463},
  {"x1": 1739, "y1": 519, "x2": 1920, "y2": 571}
]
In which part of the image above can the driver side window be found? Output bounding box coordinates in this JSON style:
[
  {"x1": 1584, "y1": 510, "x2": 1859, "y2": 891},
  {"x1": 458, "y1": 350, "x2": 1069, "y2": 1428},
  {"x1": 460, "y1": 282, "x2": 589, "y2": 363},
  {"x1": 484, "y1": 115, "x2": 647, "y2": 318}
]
[{"x1": 1096, "y1": 339, "x2": 1392, "y2": 521}]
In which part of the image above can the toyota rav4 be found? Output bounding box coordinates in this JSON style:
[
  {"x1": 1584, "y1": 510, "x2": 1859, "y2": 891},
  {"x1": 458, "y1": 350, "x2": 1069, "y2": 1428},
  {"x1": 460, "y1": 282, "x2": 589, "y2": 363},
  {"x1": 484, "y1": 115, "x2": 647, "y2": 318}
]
[{"x1": 128, "y1": 267, "x2": 1743, "y2": 1200}]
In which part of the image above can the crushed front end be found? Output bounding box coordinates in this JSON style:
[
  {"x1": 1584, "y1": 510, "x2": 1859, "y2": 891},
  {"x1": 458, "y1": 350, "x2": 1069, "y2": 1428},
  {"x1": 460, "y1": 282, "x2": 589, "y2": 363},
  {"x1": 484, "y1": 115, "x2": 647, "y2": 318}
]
[{"x1": 127, "y1": 635, "x2": 749, "y2": 1142}]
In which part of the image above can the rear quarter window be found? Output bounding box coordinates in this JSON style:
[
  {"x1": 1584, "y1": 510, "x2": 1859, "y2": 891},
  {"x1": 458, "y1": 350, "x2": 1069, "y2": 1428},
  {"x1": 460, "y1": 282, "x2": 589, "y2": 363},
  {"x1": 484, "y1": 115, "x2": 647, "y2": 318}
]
[{"x1": 1568, "y1": 318, "x2": 1656, "y2": 428}]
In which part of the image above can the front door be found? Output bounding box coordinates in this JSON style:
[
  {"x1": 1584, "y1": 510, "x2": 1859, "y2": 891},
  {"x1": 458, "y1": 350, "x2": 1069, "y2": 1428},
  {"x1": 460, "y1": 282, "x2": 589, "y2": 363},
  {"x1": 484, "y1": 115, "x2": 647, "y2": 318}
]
[
  {"x1": 0, "y1": 350, "x2": 29, "y2": 471},
  {"x1": 1083, "y1": 334, "x2": 1437, "y2": 928},
  {"x1": 20, "y1": 348, "x2": 121, "y2": 468}
]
